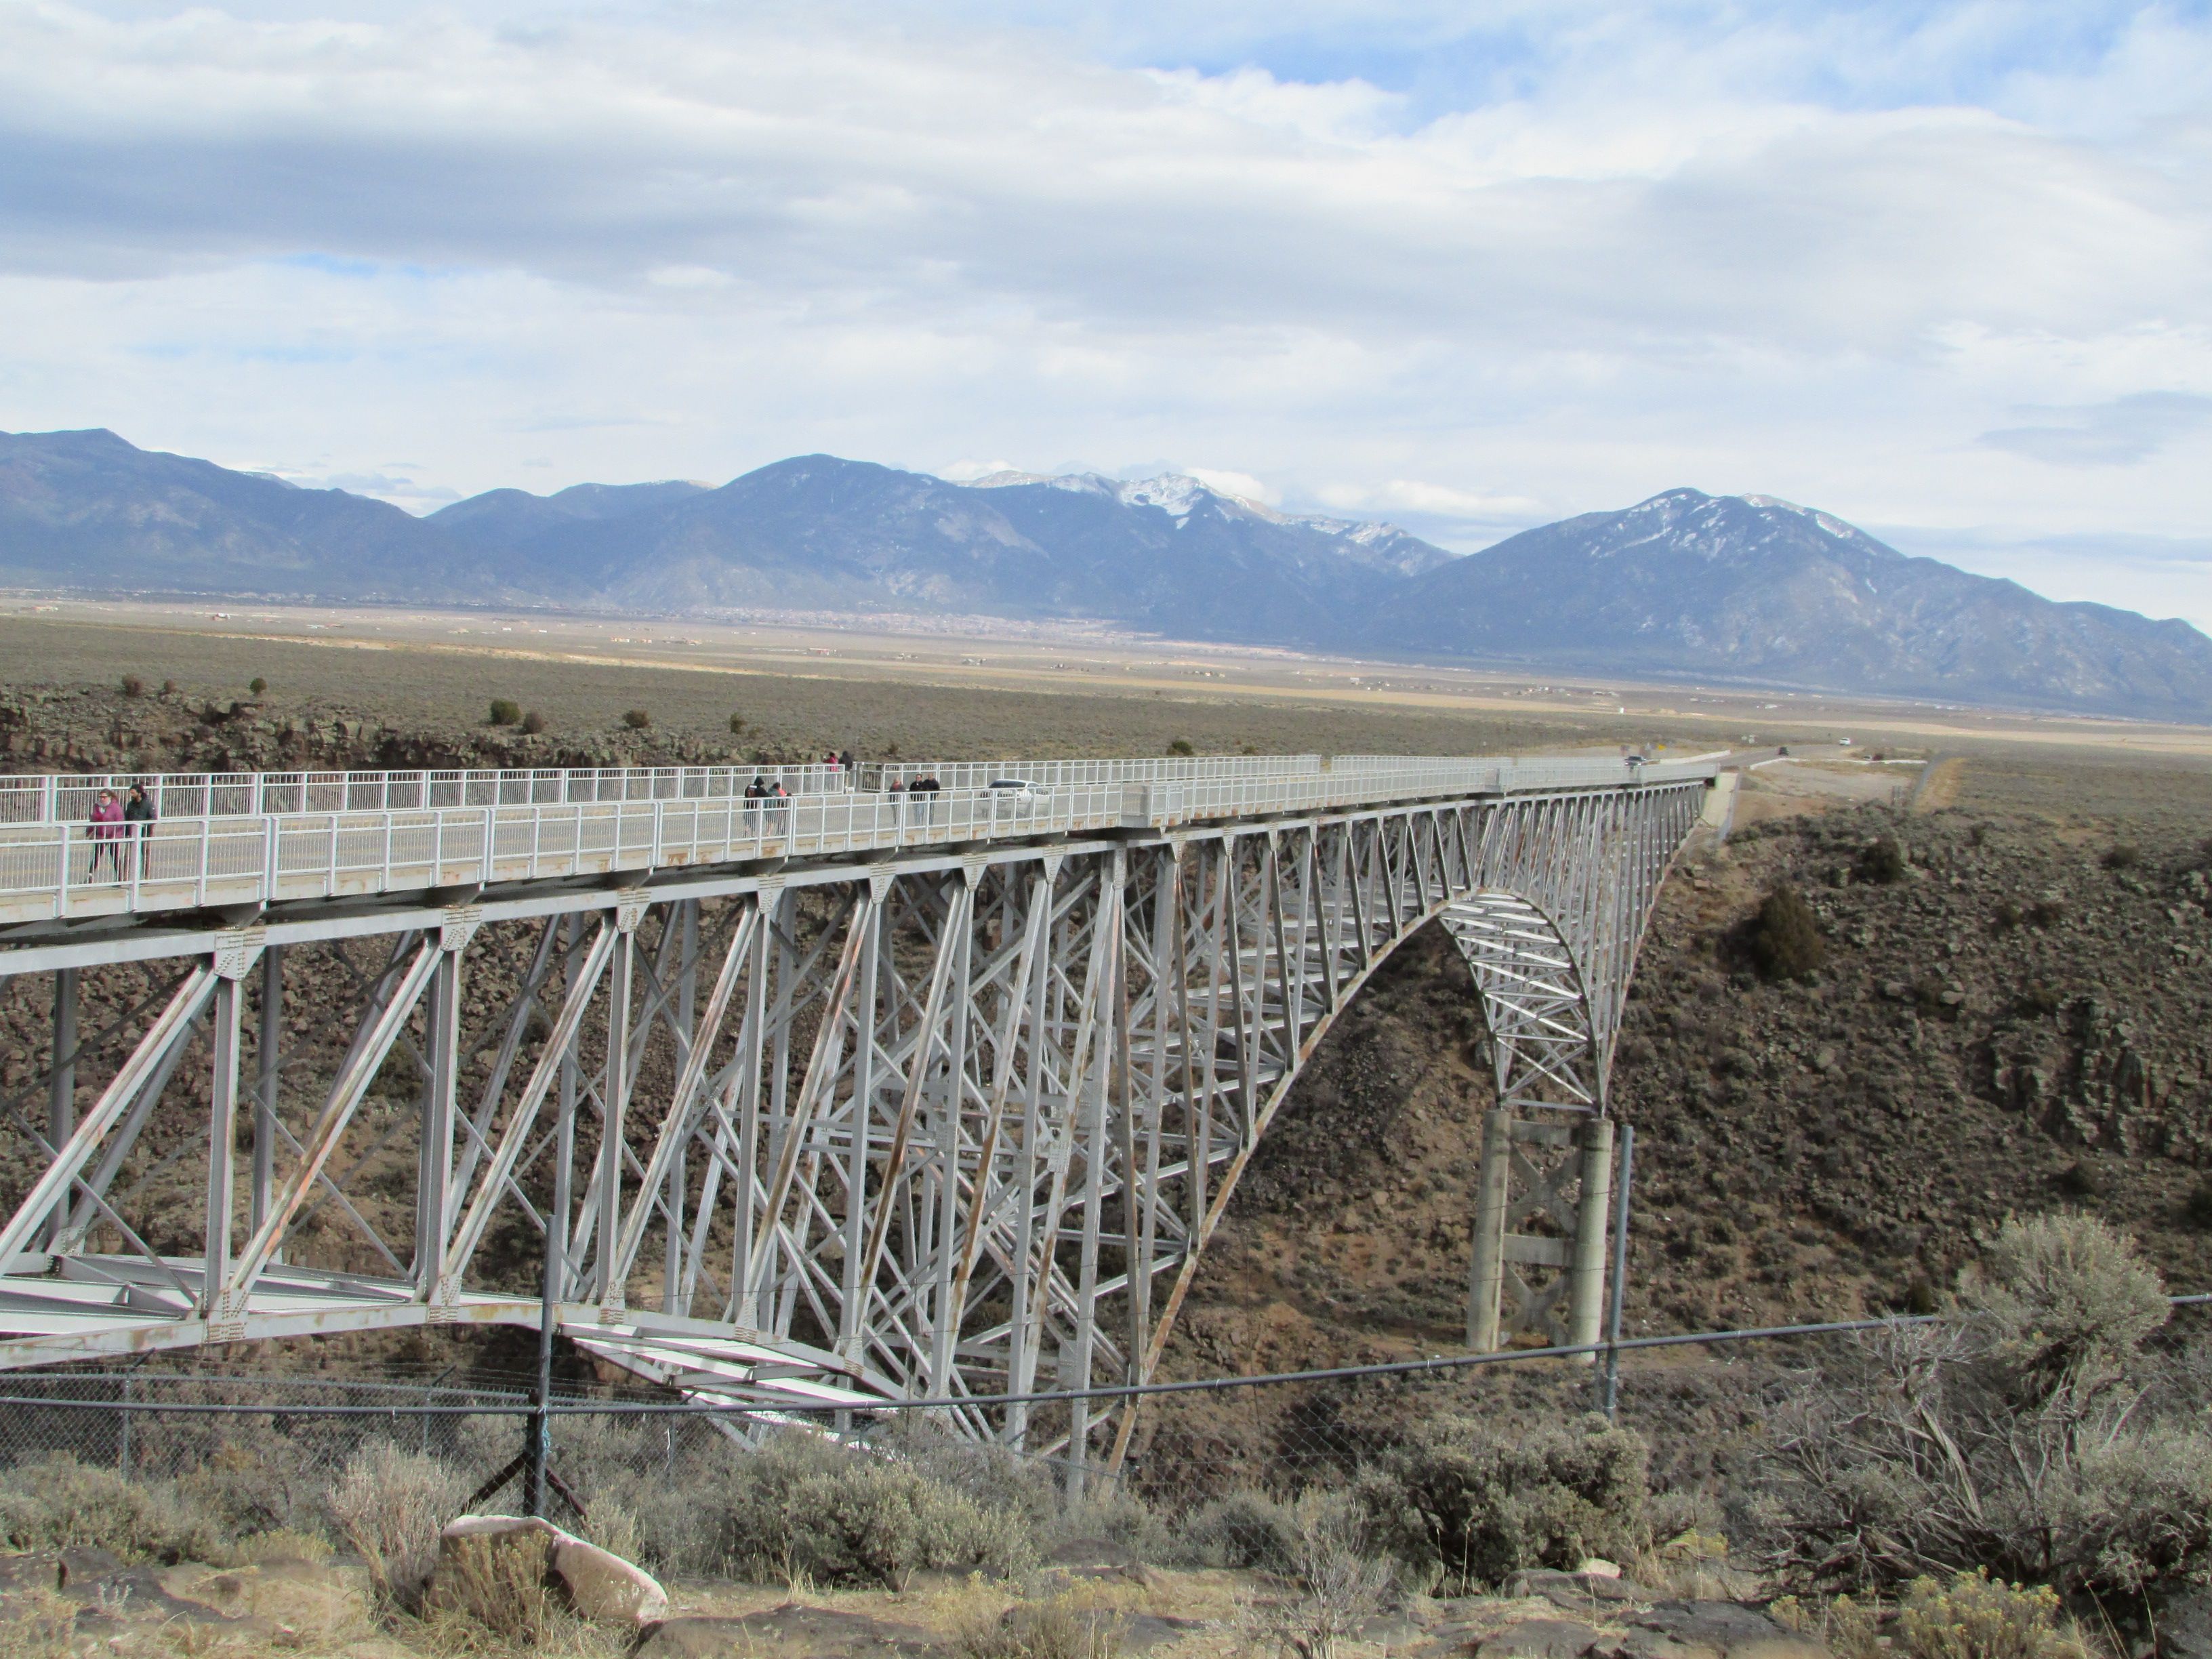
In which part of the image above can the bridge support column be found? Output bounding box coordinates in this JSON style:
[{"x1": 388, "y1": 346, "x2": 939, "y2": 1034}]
[
  {"x1": 1467, "y1": 1113, "x2": 1616, "y2": 1359},
  {"x1": 1467, "y1": 1109, "x2": 1510, "y2": 1351},
  {"x1": 1568, "y1": 1118, "x2": 1614, "y2": 1364}
]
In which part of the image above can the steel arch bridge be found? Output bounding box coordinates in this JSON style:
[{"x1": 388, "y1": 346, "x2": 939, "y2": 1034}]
[{"x1": 0, "y1": 753, "x2": 1712, "y2": 1483}]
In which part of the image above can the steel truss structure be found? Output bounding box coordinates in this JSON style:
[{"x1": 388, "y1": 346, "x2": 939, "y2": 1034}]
[{"x1": 0, "y1": 756, "x2": 1709, "y2": 1488}]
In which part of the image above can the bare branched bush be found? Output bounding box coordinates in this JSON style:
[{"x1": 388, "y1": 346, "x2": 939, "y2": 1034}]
[
  {"x1": 326, "y1": 1442, "x2": 468, "y2": 1614},
  {"x1": 1355, "y1": 1412, "x2": 1647, "y2": 1593},
  {"x1": 1237, "y1": 1493, "x2": 1397, "y2": 1659},
  {"x1": 1750, "y1": 1213, "x2": 2212, "y2": 1595}
]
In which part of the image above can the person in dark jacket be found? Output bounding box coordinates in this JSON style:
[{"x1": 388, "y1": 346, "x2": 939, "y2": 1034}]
[{"x1": 123, "y1": 782, "x2": 157, "y2": 876}]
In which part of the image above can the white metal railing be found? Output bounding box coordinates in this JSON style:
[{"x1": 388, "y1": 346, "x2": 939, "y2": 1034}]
[
  {"x1": 0, "y1": 756, "x2": 1714, "y2": 923},
  {"x1": 0, "y1": 764, "x2": 863, "y2": 826}
]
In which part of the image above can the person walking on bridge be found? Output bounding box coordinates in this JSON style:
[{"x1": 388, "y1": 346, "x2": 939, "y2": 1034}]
[
  {"x1": 123, "y1": 782, "x2": 157, "y2": 877},
  {"x1": 87, "y1": 789, "x2": 125, "y2": 882}
]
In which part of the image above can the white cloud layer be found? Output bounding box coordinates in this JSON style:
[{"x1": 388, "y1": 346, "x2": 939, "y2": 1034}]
[{"x1": 1, "y1": 1, "x2": 2209, "y2": 623}]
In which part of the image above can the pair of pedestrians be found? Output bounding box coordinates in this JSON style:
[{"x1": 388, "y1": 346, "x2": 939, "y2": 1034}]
[{"x1": 86, "y1": 783, "x2": 157, "y2": 882}]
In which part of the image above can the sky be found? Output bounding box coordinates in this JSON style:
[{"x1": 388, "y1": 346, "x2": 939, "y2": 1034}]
[{"x1": 3, "y1": 1, "x2": 2211, "y2": 625}]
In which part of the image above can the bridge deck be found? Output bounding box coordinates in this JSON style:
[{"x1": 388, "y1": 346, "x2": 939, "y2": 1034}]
[{"x1": 0, "y1": 754, "x2": 1707, "y2": 926}]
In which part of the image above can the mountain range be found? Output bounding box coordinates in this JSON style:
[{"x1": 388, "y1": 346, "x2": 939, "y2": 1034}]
[{"x1": 2, "y1": 426, "x2": 2207, "y2": 720}]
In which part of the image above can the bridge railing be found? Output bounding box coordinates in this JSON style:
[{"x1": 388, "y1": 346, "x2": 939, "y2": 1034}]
[
  {"x1": 0, "y1": 764, "x2": 865, "y2": 825},
  {"x1": 0, "y1": 753, "x2": 1702, "y2": 827},
  {"x1": 0, "y1": 758, "x2": 1715, "y2": 923}
]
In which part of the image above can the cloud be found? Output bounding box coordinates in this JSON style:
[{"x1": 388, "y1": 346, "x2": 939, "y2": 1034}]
[
  {"x1": 0, "y1": 1, "x2": 2207, "y2": 631},
  {"x1": 1185, "y1": 466, "x2": 1279, "y2": 504},
  {"x1": 939, "y1": 459, "x2": 1023, "y2": 481},
  {"x1": 1319, "y1": 479, "x2": 1543, "y2": 519},
  {"x1": 1979, "y1": 392, "x2": 2212, "y2": 467}
]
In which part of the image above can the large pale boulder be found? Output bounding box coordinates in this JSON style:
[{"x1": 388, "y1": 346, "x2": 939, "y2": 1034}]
[{"x1": 438, "y1": 1514, "x2": 668, "y2": 1627}]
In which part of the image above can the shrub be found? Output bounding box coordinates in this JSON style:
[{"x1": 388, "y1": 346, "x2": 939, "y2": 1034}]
[
  {"x1": 1961, "y1": 1212, "x2": 2167, "y2": 1396},
  {"x1": 1750, "y1": 884, "x2": 1825, "y2": 980},
  {"x1": 1860, "y1": 837, "x2": 1908, "y2": 884},
  {"x1": 325, "y1": 1442, "x2": 466, "y2": 1612},
  {"x1": 0, "y1": 1453, "x2": 230, "y2": 1563},
  {"x1": 1265, "y1": 1492, "x2": 1397, "y2": 1659},
  {"x1": 520, "y1": 709, "x2": 546, "y2": 735},
  {"x1": 1771, "y1": 1594, "x2": 1882, "y2": 1659},
  {"x1": 161, "y1": 678, "x2": 179, "y2": 695},
  {"x1": 620, "y1": 1430, "x2": 1028, "y2": 1588},
  {"x1": 1168, "y1": 738, "x2": 1195, "y2": 756},
  {"x1": 2100, "y1": 844, "x2": 2139, "y2": 871},
  {"x1": 2054, "y1": 1161, "x2": 2102, "y2": 1199},
  {"x1": 249, "y1": 676, "x2": 268, "y2": 695},
  {"x1": 2186, "y1": 1180, "x2": 2212, "y2": 1229},
  {"x1": 960, "y1": 1597, "x2": 1122, "y2": 1659},
  {"x1": 422, "y1": 1528, "x2": 563, "y2": 1647},
  {"x1": 2026, "y1": 899, "x2": 2066, "y2": 928},
  {"x1": 1993, "y1": 901, "x2": 2022, "y2": 933},
  {"x1": 487, "y1": 698, "x2": 521, "y2": 726},
  {"x1": 1755, "y1": 1214, "x2": 2209, "y2": 1596},
  {"x1": 729, "y1": 714, "x2": 746, "y2": 735},
  {"x1": 119, "y1": 674, "x2": 143, "y2": 697},
  {"x1": 2042, "y1": 1425, "x2": 2212, "y2": 1594},
  {"x1": 1178, "y1": 1489, "x2": 1297, "y2": 1571},
  {"x1": 1355, "y1": 1413, "x2": 1647, "y2": 1593},
  {"x1": 623, "y1": 708, "x2": 652, "y2": 730},
  {"x1": 1900, "y1": 1570, "x2": 2087, "y2": 1659}
]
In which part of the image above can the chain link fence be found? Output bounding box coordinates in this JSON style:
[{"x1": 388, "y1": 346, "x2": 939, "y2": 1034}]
[
  {"x1": 0, "y1": 1319, "x2": 1901, "y2": 1525},
  {"x1": 1, "y1": 1302, "x2": 2203, "y2": 1550}
]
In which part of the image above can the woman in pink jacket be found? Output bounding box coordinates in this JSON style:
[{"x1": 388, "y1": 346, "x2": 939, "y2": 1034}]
[{"x1": 87, "y1": 789, "x2": 125, "y2": 882}]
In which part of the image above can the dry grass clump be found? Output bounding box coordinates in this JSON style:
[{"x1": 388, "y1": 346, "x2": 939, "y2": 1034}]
[
  {"x1": 326, "y1": 1441, "x2": 468, "y2": 1614},
  {"x1": 415, "y1": 1526, "x2": 632, "y2": 1655},
  {"x1": 0, "y1": 1452, "x2": 231, "y2": 1563},
  {"x1": 1771, "y1": 1593, "x2": 1884, "y2": 1659},
  {"x1": 958, "y1": 1595, "x2": 1124, "y2": 1659}
]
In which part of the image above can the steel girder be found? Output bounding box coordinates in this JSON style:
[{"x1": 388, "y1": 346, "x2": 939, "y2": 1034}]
[{"x1": 0, "y1": 780, "x2": 1706, "y2": 1481}]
